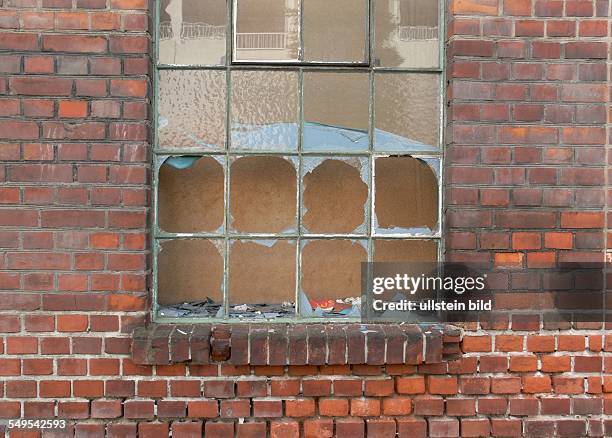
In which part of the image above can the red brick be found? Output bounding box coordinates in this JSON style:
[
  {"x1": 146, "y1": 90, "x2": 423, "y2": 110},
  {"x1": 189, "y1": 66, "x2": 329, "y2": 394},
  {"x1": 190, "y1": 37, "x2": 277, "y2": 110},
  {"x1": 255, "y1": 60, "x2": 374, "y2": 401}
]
[
  {"x1": 270, "y1": 420, "x2": 299, "y2": 438},
  {"x1": 285, "y1": 399, "x2": 315, "y2": 417},
  {"x1": 429, "y1": 418, "x2": 459, "y2": 437},
  {"x1": 43, "y1": 35, "x2": 107, "y2": 53},
  {"x1": 304, "y1": 419, "x2": 333, "y2": 438},
  {"x1": 396, "y1": 376, "x2": 425, "y2": 394}
]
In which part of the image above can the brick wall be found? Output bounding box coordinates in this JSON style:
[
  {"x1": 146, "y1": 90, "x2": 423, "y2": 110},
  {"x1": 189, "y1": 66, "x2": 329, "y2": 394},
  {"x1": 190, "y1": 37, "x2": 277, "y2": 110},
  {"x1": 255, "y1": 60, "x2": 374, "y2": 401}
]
[{"x1": 0, "y1": 0, "x2": 610, "y2": 437}]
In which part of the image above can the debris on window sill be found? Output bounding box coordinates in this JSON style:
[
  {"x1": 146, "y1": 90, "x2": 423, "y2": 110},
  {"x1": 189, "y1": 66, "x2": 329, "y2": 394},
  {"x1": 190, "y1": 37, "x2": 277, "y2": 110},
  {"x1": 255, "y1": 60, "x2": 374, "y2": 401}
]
[{"x1": 158, "y1": 299, "x2": 296, "y2": 319}]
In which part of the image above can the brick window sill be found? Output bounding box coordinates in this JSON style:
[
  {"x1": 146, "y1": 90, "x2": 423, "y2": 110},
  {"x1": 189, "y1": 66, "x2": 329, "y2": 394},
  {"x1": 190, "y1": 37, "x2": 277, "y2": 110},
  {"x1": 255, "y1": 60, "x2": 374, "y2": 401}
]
[{"x1": 131, "y1": 323, "x2": 462, "y2": 366}]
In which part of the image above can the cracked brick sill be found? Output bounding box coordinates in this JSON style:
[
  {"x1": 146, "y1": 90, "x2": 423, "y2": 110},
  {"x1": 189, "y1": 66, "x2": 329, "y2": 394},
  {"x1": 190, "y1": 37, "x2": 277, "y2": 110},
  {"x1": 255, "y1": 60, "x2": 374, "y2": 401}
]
[{"x1": 131, "y1": 323, "x2": 463, "y2": 366}]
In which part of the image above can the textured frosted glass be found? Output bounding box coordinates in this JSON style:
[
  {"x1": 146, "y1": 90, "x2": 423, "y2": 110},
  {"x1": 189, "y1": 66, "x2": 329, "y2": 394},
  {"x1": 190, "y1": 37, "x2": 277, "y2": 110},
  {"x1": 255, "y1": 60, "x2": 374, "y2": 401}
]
[
  {"x1": 375, "y1": 73, "x2": 439, "y2": 151},
  {"x1": 230, "y1": 70, "x2": 299, "y2": 150},
  {"x1": 158, "y1": 70, "x2": 226, "y2": 150},
  {"x1": 303, "y1": 0, "x2": 366, "y2": 62},
  {"x1": 375, "y1": 0, "x2": 439, "y2": 68},
  {"x1": 159, "y1": 0, "x2": 227, "y2": 65},
  {"x1": 303, "y1": 72, "x2": 369, "y2": 151}
]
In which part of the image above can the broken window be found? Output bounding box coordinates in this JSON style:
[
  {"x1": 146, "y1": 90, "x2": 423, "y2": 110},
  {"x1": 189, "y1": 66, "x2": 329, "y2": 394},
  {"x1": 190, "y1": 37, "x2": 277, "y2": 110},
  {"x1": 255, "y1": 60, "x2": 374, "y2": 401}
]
[
  {"x1": 158, "y1": 156, "x2": 225, "y2": 234},
  {"x1": 300, "y1": 240, "x2": 366, "y2": 317},
  {"x1": 229, "y1": 156, "x2": 297, "y2": 233},
  {"x1": 374, "y1": 156, "x2": 439, "y2": 234},
  {"x1": 154, "y1": 0, "x2": 443, "y2": 321},
  {"x1": 302, "y1": 157, "x2": 368, "y2": 234},
  {"x1": 374, "y1": 239, "x2": 438, "y2": 263},
  {"x1": 157, "y1": 239, "x2": 224, "y2": 314},
  {"x1": 229, "y1": 240, "x2": 297, "y2": 318}
]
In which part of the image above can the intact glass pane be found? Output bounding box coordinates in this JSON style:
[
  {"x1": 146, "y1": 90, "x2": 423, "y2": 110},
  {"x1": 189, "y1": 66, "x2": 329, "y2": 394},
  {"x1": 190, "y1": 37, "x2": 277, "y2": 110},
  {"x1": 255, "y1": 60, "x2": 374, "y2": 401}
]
[
  {"x1": 303, "y1": 72, "x2": 369, "y2": 151},
  {"x1": 234, "y1": 0, "x2": 300, "y2": 62},
  {"x1": 159, "y1": 0, "x2": 227, "y2": 65},
  {"x1": 158, "y1": 70, "x2": 226, "y2": 150},
  {"x1": 230, "y1": 70, "x2": 299, "y2": 150},
  {"x1": 374, "y1": 0, "x2": 440, "y2": 68},
  {"x1": 374, "y1": 73, "x2": 439, "y2": 152},
  {"x1": 303, "y1": 0, "x2": 367, "y2": 62}
]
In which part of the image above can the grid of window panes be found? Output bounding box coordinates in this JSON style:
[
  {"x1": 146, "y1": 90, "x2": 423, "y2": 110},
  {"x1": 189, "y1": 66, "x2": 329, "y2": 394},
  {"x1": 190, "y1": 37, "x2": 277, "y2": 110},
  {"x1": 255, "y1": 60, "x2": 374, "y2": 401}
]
[{"x1": 154, "y1": 0, "x2": 443, "y2": 321}]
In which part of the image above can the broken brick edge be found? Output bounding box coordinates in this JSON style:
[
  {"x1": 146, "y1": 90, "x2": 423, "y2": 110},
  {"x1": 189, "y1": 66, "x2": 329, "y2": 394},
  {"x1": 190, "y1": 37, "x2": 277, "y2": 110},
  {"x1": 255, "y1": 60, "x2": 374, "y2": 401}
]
[{"x1": 131, "y1": 323, "x2": 463, "y2": 366}]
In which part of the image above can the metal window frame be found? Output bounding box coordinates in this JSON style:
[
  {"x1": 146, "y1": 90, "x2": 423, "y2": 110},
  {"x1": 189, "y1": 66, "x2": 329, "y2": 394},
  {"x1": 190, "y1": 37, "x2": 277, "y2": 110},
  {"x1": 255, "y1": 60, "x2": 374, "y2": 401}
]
[{"x1": 151, "y1": 0, "x2": 447, "y2": 323}]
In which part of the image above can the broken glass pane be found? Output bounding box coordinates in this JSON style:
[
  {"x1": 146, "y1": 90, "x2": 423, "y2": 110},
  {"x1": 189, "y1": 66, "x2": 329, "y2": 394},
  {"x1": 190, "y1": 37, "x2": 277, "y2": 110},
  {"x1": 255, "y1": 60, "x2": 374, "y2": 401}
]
[
  {"x1": 158, "y1": 156, "x2": 224, "y2": 233},
  {"x1": 374, "y1": 0, "x2": 440, "y2": 68},
  {"x1": 229, "y1": 239, "x2": 296, "y2": 319},
  {"x1": 159, "y1": 0, "x2": 227, "y2": 65},
  {"x1": 230, "y1": 156, "x2": 298, "y2": 233},
  {"x1": 374, "y1": 73, "x2": 439, "y2": 151},
  {"x1": 158, "y1": 70, "x2": 226, "y2": 150},
  {"x1": 374, "y1": 156, "x2": 438, "y2": 234},
  {"x1": 302, "y1": 157, "x2": 369, "y2": 234},
  {"x1": 157, "y1": 239, "x2": 224, "y2": 315},
  {"x1": 303, "y1": 0, "x2": 367, "y2": 63},
  {"x1": 303, "y1": 72, "x2": 369, "y2": 151},
  {"x1": 234, "y1": 0, "x2": 300, "y2": 62},
  {"x1": 300, "y1": 239, "x2": 366, "y2": 317},
  {"x1": 230, "y1": 70, "x2": 299, "y2": 151},
  {"x1": 374, "y1": 239, "x2": 438, "y2": 262}
]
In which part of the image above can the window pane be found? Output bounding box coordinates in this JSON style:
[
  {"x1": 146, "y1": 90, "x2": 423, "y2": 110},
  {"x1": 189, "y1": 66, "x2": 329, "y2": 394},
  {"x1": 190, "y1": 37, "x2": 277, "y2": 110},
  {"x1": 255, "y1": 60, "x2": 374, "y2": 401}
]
[
  {"x1": 374, "y1": 239, "x2": 437, "y2": 262},
  {"x1": 157, "y1": 239, "x2": 224, "y2": 315},
  {"x1": 374, "y1": 156, "x2": 438, "y2": 234},
  {"x1": 230, "y1": 156, "x2": 298, "y2": 233},
  {"x1": 230, "y1": 70, "x2": 299, "y2": 151},
  {"x1": 375, "y1": 0, "x2": 439, "y2": 68},
  {"x1": 159, "y1": 0, "x2": 227, "y2": 65},
  {"x1": 303, "y1": 72, "x2": 369, "y2": 151},
  {"x1": 300, "y1": 239, "x2": 366, "y2": 317},
  {"x1": 303, "y1": 0, "x2": 367, "y2": 62},
  {"x1": 302, "y1": 157, "x2": 368, "y2": 234},
  {"x1": 375, "y1": 73, "x2": 439, "y2": 151},
  {"x1": 234, "y1": 0, "x2": 300, "y2": 62},
  {"x1": 229, "y1": 240, "x2": 296, "y2": 318},
  {"x1": 158, "y1": 70, "x2": 226, "y2": 150},
  {"x1": 158, "y1": 156, "x2": 224, "y2": 233}
]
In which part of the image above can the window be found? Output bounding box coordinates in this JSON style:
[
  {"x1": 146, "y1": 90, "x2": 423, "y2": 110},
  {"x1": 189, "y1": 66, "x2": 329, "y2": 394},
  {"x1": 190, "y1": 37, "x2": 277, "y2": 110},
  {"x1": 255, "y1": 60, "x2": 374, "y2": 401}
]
[{"x1": 153, "y1": 0, "x2": 444, "y2": 321}]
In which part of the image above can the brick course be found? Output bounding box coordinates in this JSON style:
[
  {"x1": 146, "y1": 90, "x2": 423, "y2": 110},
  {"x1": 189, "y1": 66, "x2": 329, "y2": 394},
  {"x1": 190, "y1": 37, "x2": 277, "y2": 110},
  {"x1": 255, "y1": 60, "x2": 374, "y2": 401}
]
[{"x1": 0, "y1": 0, "x2": 609, "y2": 436}]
